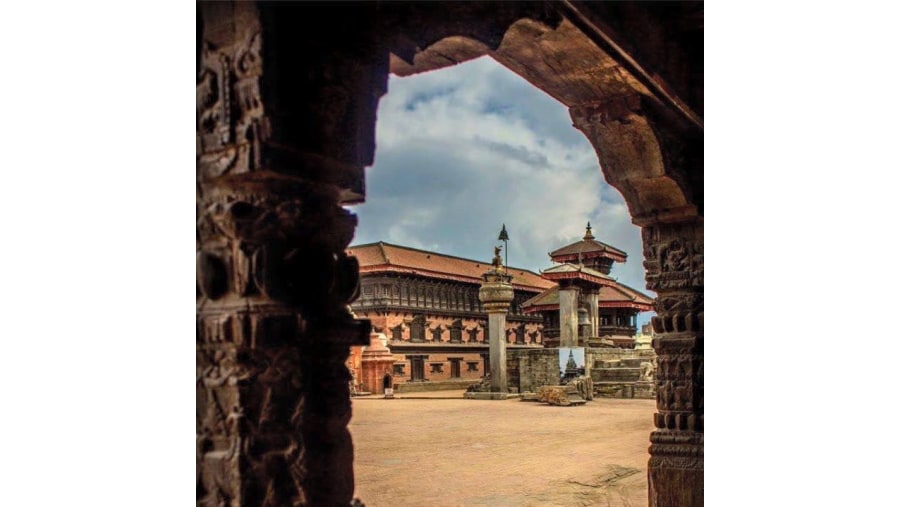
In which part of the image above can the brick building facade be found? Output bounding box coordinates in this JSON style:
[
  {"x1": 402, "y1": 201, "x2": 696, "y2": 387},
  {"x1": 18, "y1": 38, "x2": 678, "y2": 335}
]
[
  {"x1": 346, "y1": 234, "x2": 654, "y2": 392},
  {"x1": 346, "y1": 242, "x2": 551, "y2": 391}
]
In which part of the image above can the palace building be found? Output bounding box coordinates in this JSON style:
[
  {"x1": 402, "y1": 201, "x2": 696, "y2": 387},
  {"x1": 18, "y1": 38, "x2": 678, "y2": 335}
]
[
  {"x1": 346, "y1": 224, "x2": 654, "y2": 393},
  {"x1": 345, "y1": 241, "x2": 553, "y2": 392}
]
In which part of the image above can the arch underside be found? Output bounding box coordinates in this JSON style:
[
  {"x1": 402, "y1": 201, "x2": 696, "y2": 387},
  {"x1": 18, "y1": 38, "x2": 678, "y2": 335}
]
[{"x1": 385, "y1": 5, "x2": 703, "y2": 222}]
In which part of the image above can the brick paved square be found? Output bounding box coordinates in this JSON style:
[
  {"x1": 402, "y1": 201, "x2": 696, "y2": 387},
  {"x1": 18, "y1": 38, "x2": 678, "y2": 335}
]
[{"x1": 350, "y1": 392, "x2": 656, "y2": 506}]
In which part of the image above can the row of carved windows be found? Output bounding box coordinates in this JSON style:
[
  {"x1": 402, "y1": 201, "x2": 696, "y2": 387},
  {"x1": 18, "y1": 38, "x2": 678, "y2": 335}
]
[
  {"x1": 394, "y1": 356, "x2": 486, "y2": 381},
  {"x1": 394, "y1": 316, "x2": 541, "y2": 344},
  {"x1": 358, "y1": 277, "x2": 536, "y2": 316}
]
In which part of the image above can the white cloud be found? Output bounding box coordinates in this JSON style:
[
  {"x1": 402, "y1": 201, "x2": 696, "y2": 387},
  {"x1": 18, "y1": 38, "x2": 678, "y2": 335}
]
[{"x1": 352, "y1": 56, "x2": 655, "y2": 326}]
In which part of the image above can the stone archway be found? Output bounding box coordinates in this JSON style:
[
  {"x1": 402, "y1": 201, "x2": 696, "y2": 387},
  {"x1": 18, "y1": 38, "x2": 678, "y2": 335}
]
[{"x1": 197, "y1": 2, "x2": 702, "y2": 506}]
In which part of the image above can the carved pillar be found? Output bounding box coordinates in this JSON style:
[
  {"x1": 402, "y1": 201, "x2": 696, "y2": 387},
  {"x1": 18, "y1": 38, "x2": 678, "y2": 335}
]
[
  {"x1": 571, "y1": 91, "x2": 702, "y2": 506},
  {"x1": 642, "y1": 219, "x2": 704, "y2": 507},
  {"x1": 197, "y1": 2, "x2": 387, "y2": 506}
]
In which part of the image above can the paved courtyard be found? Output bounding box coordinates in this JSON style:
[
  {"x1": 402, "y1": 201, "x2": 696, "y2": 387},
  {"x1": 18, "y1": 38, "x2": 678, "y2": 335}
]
[{"x1": 349, "y1": 391, "x2": 656, "y2": 507}]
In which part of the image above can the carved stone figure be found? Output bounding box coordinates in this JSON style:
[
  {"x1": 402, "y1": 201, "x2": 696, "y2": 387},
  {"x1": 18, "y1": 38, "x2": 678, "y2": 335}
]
[{"x1": 492, "y1": 246, "x2": 503, "y2": 268}]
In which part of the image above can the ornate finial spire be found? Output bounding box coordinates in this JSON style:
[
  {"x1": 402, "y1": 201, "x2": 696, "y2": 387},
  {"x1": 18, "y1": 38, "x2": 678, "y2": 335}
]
[
  {"x1": 498, "y1": 224, "x2": 509, "y2": 242},
  {"x1": 583, "y1": 221, "x2": 594, "y2": 240}
]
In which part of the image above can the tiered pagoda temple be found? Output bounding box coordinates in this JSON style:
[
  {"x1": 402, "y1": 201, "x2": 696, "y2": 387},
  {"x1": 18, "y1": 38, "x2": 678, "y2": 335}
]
[
  {"x1": 346, "y1": 225, "x2": 653, "y2": 392},
  {"x1": 522, "y1": 223, "x2": 654, "y2": 348}
]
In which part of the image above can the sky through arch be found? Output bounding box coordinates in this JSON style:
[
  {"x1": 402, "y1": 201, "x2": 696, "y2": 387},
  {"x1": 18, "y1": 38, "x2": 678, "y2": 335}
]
[{"x1": 351, "y1": 56, "x2": 655, "y2": 330}]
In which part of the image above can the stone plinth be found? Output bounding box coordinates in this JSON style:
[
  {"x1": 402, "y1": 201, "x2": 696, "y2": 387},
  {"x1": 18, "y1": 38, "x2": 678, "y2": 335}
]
[{"x1": 361, "y1": 332, "x2": 394, "y2": 395}]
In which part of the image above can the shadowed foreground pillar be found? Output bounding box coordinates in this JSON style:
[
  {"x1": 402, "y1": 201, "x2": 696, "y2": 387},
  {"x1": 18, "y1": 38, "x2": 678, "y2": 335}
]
[
  {"x1": 197, "y1": 2, "x2": 387, "y2": 505},
  {"x1": 643, "y1": 219, "x2": 704, "y2": 507},
  {"x1": 570, "y1": 90, "x2": 703, "y2": 507}
]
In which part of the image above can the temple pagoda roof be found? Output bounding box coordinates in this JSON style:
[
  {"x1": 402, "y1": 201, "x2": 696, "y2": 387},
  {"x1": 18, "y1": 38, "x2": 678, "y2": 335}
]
[
  {"x1": 521, "y1": 281, "x2": 655, "y2": 314},
  {"x1": 540, "y1": 262, "x2": 617, "y2": 286},
  {"x1": 347, "y1": 242, "x2": 555, "y2": 292},
  {"x1": 548, "y1": 222, "x2": 627, "y2": 264}
]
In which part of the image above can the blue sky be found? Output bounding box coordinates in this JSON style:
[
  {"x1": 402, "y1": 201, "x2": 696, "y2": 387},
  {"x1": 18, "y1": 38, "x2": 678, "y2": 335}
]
[
  {"x1": 559, "y1": 347, "x2": 586, "y2": 371},
  {"x1": 350, "y1": 56, "x2": 655, "y2": 330}
]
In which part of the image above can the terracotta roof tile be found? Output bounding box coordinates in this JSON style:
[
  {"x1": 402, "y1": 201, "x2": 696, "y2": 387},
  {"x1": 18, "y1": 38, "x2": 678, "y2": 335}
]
[
  {"x1": 522, "y1": 281, "x2": 654, "y2": 311},
  {"x1": 542, "y1": 263, "x2": 614, "y2": 280},
  {"x1": 347, "y1": 242, "x2": 555, "y2": 291}
]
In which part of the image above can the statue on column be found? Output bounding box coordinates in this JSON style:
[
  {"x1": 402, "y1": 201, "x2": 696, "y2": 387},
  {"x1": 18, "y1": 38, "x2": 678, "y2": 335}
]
[{"x1": 492, "y1": 245, "x2": 503, "y2": 269}]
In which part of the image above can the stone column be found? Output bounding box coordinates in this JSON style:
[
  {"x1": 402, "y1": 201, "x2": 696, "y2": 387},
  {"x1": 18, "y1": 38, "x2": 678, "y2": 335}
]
[
  {"x1": 197, "y1": 3, "x2": 387, "y2": 506},
  {"x1": 558, "y1": 283, "x2": 579, "y2": 348},
  {"x1": 585, "y1": 288, "x2": 600, "y2": 338},
  {"x1": 642, "y1": 219, "x2": 704, "y2": 507},
  {"x1": 479, "y1": 266, "x2": 514, "y2": 393}
]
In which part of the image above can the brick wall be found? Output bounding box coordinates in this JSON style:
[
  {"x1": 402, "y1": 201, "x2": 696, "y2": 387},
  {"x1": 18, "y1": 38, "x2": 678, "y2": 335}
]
[{"x1": 508, "y1": 349, "x2": 559, "y2": 393}]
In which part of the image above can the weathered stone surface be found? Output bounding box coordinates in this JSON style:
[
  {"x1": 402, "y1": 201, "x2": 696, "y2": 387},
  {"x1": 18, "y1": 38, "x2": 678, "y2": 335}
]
[
  {"x1": 520, "y1": 392, "x2": 541, "y2": 402},
  {"x1": 536, "y1": 385, "x2": 586, "y2": 407},
  {"x1": 567, "y1": 375, "x2": 594, "y2": 401}
]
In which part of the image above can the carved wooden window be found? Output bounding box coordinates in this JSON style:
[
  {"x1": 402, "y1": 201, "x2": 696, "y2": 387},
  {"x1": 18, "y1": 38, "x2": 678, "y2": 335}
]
[
  {"x1": 410, "y1": 315, "x2": 426, "y2": 342},
  {"x1": 393, "y1": 363, "x2": 406, "y2": 376},
  {"x1": 514, "y1": 324, "x2": 526, "y2": 344},
  {"x1": 449, "y1": 320, "x2": 463, "y2": 343},
  {"x1": 429, "y1": 362, "x2": 444, "y2": 374},
  {"x1": 466, "y1": 361, "x2": 479, "y2": 373}
]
